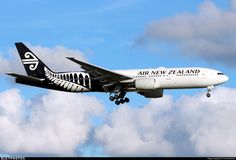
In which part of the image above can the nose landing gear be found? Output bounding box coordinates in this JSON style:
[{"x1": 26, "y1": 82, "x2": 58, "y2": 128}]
[
  {"x1": 206, "y1": 92, "x2": 211, "y2": 98},
  {"x1": 206, "y1": 86, "x2": 214, "y2": 98}
]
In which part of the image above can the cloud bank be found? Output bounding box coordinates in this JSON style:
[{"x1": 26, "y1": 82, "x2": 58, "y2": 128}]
[
  {"x1": 1, "y1": 87, "x2": 236, "y2": 156},
  {"x1": 95, "y1": 87, "x2": 236, "y2": 156},
  {"x1": 0, "y1": 89, "x2": 103, "y2": 156},
  {"x1": 139, "y1": 0, "x2": 236, "y2": 67}
]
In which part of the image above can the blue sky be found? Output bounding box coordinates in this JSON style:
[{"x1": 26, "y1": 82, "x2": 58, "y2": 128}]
[{"x1": 0, "y1": 0, "x2": 236, "y2": 157}]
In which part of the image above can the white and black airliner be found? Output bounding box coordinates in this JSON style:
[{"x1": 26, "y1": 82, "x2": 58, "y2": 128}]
[{"x1": 7, "y1": 43, "x2": 229, "y2": 105}]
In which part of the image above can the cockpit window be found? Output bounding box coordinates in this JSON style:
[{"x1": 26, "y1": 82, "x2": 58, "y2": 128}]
[{"x1": 217, "y1": 72, "x2": 224, "y2": 75}]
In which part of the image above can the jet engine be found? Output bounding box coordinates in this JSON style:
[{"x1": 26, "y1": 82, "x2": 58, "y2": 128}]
[
  {"x1": 138, "y1": 89, "x2": 163, "y2": 98},
  {"x1": 134, "y1": 78, "x2": 163, "y2": 98},
  {"x1": 134, "y1": 78, "x2": 160, "y2": 90}
]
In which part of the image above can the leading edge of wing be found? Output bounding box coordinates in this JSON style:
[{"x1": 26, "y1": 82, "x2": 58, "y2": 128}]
[{"x1": 66, "y1": 57, "x2": 132, "y2": 81}]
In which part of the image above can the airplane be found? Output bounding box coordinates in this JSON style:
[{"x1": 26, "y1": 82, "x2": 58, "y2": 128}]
[{"x1": 7, "y1": 42, "x2": 229, "y2": 105}]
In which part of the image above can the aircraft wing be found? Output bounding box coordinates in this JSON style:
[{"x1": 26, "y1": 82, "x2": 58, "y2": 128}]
[{"x1": 67, "y1": 57, "x2": 132, "y2": 81}]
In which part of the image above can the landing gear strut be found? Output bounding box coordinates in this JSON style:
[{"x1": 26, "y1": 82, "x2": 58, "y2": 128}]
[{"x1": 206, "y1": 86, "x2": 214, "y2": 98}]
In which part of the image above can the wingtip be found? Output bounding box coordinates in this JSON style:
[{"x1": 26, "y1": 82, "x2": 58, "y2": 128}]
[
  {"x1": 66, "y1": 57, "x2": 74, "y2": 60},
  {"x1": 15, "y1": 42, "x2": 23, "y2": 45}
]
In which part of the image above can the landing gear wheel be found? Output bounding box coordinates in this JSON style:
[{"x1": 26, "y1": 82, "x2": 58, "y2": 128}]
[
  {"x1": 115, "y1": 100, "x2": 120, "y2": 105},
  {"x1": 109, "y1": 96, "x2": 115, "y2": 101},
  {"x1": 124, "y1": 97, "x2": 130, "y2": 103},
  {"x1": 120, "y1": 99, "x2": 125, "y2": 104},
  {"x1": 206, "y1": 92, "x2": 211, "y2": 98},
  {"x1": 109, "y1": 87, "x2": 129, "y2": 105}
]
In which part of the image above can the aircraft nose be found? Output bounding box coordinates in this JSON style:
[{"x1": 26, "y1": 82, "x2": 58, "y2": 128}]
[
  {"x1": 223, "y1": 75, "x2": 229, "y2": 82},
  {"x1": 216, "y1": 73, "x2": 229, "y2": 84}
]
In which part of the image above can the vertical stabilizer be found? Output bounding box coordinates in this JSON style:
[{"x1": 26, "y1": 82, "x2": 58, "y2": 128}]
[{"x1": 15, "y1": 42, "x2": 52, "y2": 79}]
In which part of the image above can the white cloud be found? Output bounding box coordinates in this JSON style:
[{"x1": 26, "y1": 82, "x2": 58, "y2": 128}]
[
  {"x1": 177, "y1": 87, "x2": 236, "y2": 156},
  {"x1": 0, "y1": 89, "x2": 104, "y2": 156},
  {"x1": 1, "y1": 86, "x2": 236, "y2": 156},
  {"x1": 139, "y1": 0, "x2": 236, "y2": 67},
  {"x1": 0, "y1": 44, "x2": 87, "y2": 75},
  {"x1": 230, "y1": 0, "x2": 236, "y2": 10},
  {"x1": 31, "y1": 44, "x2": 87, "y2": 71},
  {"x1": 95, "y1": 96, "x2": 175, "y2": 156},
  {"x1": 95, "y1": 87, "x2": 236, "y2": 156},
  {"x1": 0, "y1": 52, "x2": 20, "y2": 74}
]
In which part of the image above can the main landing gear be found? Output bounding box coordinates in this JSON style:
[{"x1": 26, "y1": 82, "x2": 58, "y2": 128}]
[
  {"x1": 109, "y1": 91, "x2": 130, "y2": 105},
  {"x1": 206, "y1": 86, "x2": 214, "y2": 98},
  {"x1": 108, "y1": 84, "x2": 129, "y2": 105}
]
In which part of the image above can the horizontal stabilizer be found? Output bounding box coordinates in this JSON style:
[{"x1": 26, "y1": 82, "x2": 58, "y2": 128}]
[{"x1": 7, "y1": 73, "x2": 44, "y2": 83}]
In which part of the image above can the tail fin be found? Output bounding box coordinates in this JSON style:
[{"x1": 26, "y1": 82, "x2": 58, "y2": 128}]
[{"x1": 15, "y1": 42, "x2": 52, "y2": 79}]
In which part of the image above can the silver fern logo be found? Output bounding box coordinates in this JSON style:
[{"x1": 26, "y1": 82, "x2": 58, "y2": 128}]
[
  {"x1": 22, "y1": 52, "x2": 39, "y2": 71},
  {"x1": 44, "y1": 67, "x2": 90, "y2": 92}
]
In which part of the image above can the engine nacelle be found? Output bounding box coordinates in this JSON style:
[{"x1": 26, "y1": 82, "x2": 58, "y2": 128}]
[
  {"x1": 134, "y1": 78, "x2": 160, "y2": 90},
  {"x1": 138, "y1": 89, "x2": 163, "y2": 98}
]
